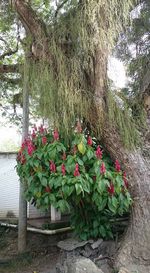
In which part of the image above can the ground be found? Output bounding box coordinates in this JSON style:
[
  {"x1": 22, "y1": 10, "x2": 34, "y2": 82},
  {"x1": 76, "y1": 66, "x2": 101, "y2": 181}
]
[{"x1": 0, "y1": 226, "x2": 68, "y2": 273}]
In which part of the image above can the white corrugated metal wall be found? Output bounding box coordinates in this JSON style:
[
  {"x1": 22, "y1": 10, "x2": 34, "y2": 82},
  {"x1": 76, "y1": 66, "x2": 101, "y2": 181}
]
[
  {"x1": 0, "y1": 153, "x2": 19, "y2": 218},
  {"x1": 0, "y1": 153, "x2": 50, "y2": 219}
]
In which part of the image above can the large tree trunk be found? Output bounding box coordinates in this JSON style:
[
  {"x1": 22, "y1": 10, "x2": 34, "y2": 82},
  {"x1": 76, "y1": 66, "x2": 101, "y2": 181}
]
[
  {"x1": 103, "y1": 127, "x2": 150, "y2": 273},
  {"x1": 92, "y1": 48, "x2": 150, "y2": 272}
]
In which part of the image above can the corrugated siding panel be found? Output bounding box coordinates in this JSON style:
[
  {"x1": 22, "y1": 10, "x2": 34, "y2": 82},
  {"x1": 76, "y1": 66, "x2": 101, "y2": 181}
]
[
  {"x1": 0, "y1": 154, "x2": 49, "y2": 219},
  {"x1": 29, "y1": 203, "x2": 50, "y2": 219},
  {"x1": 0, "y1": 156, "x2": 19, "y2": 218}
]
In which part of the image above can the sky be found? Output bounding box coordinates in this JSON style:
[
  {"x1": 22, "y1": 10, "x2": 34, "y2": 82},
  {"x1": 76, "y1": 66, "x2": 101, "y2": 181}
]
[{"x1": 0, "y1": 57, "x2": 127, "y2": 151}]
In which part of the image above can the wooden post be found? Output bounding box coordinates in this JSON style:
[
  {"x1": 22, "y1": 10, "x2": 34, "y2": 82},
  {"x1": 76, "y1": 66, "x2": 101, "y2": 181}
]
[
  {"x1": 18, "y1": 60, "x2": 29, "y2": 252},
  {"x1": 51, "y1": 206, "x2": 61, "y2": 222}
]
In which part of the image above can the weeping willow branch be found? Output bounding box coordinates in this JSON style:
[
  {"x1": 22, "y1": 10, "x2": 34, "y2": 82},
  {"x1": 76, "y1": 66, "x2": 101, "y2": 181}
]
[{"x1": 19, "y1": 0, "x2": 138, "y2": 147}]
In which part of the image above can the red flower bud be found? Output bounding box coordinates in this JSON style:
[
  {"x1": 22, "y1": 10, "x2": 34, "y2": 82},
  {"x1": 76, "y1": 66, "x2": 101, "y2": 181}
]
[
  {"x1": 39, "y1": 125, "x2": 45, "y2": 134},
  {"x1": 20, "y1": 154, "x2": 26, "y2": 164},
  {"x1": 61, "y1": 163, "x2": 66, "y2": 176},
  {"x1": 76, "y1": 121, "x2": 82, "y2": 133},
  {"x1": 123, "y1": 172, "x2": 128, "y2": 188},
  {"x1": 73, "y1": 145, "x2": 77, "y2": 155},
  {"x1": 93, "y1": 176, "x2": 96, "y2": 181},
  {"x1": 62, "y1": 152, "x2": 66, "y2": 160},
  {"x1": 100, "y1": 162, "x2": 106, "y2": 174},
  {"x1": 108, "y1": 182, "x2": 115, "y2": 195},
  {"x1": 45, "y1": 186, "x2": 51, "y2": 193},
  {"x1": 74, "y1": 163, "x2": 80, "y2": 176},
  {"x1": 32, "y1": 130, "x2": 36, "y2": 139},
  {"x1": 27, "y1": 143, "x2": 35, "y2": 156},
  {"x1": 96, "y1": 145, "x2": 103, "y2": 160},
  {"x1": 87, "y1": 136, "x2": 93, "y2": 146},
  {"x1": 53, "y1": 129, "x2": 59, "y2": 141},
  {"x1": 50, "y1": 160, "x2": 56, "y2": 173},
  {"x1": 42, "y1": 136, "x2": 47, "y2": 145},
  {"x1": 115, "y1": 160, "x2": 121, "y2": 172}
]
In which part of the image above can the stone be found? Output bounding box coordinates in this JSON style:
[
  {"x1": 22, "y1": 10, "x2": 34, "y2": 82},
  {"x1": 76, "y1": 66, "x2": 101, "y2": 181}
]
[
  {"x1": 57, "y1": 238, "x2": 89, "y2": 251},
  {"x1": 118, "y1": 267, "x2": 131, "y2": 273},
  {"x1": 97, "y1": 241, "x2": 116, "y2": 257},
  {"x1": 66, "y1": 257, "x2": 104, "y2": 273},
  {"x1": 96, "y1": 259, "x2": 114, "y2": 273},
  {"x1": 91, "y1": 239, "x2": 103, "y2": 249},
  {"x1": 80, "y1": 245, "x2": 93, "y2": 258}
]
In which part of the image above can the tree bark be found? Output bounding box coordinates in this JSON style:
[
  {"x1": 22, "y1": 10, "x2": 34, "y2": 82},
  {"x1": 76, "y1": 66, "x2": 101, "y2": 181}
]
[
  {"x1": 102, "y1": 126, "x2": 150, "y2": 272},
  {"x1": 0, "y1": 64, "x2": 20, "y2": 73}
]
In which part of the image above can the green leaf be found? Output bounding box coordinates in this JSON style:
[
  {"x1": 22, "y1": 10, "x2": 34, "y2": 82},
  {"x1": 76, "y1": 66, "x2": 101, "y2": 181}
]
[
  {"x1": 112, "y1": 196, "x2": 118, "y2": 208},
  {"x1": 116, "y1": 175, "x2": 123, "y2": 186},
  {"x1": 57, "y1": 200, "x2": 70, "y2": 213},
  {"x1": 41, "y1": 177, "x2": 47, "y2": 187},
  {"x1": 75, "y1": 183, "x2": 83, "y2": 195},
  {"x1": 87, "y1": 149, "x2": 93, "y2": 160},
  {"x1": 93, "y1": 220, "x2": 99, "y2": 228},
  {"x1": 108, "y1": 197, "x2": 117, "y2": 214},
  {"x1": 77, "y1": 158, "x2": 84, "y2": 166},
  {"x1": 37, "y1": 172, "x2": 43, "y2": 181},
  {"x1": 99, "y1": 225, "x2": 106, "y2": 238}
]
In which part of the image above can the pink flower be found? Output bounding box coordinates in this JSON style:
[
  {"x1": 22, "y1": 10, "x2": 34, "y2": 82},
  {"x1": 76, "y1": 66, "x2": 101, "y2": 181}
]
[
  {"x1": 74, "y1": 163, "x2": 80, "y2": 177},
  {"x1": 53, "y1": 129, "x2": 59, "y2": 141},
  {"x1": 100, "y1": 162, "x2": 106, "y2": 174},
  {"x1": 96, "y1": 145, "x2": 103, "y2": 159},
  {"x1": 73, "y1": 145, "x2": 77, "y2": 155},
  {"x1": 93, "y1": 176, "x2": 96, "y2": 181},
  {"x1": 87, "y1": 136, "x2": 92, "y2": 146},
  {"x1": 32, "y1": 130, "x2": 36, "y2": 139},
  {"x1": 27, "y1": 140, "x2": 35, "y2": 156},
  {"x1": 42, "y1": 136, "x2": 47, "y2": 145},
  {"x1": 108, "y1": 182, "x2": 115, "y2": 195},
  {"x1": 123, "y1": 172, "x2": 128, "y2": 188},
  {"x1": 61, "y1": 164, "x2": 66, "y2": 176},
  {"x1": 76, "y1": 121, "x2": 82, "y2": 133},
  {"x1": 20, "y1": 154, "x2": 26, "y2": 164},
  {"x1": 50, "y1": 160, "x2": 56, "y2": 173},
  {"x1": 115, "y1": 160, "x2": 121, "y2": 172},
  {"x1": 62, "y1": 152, "x2": 66, "y2": 160},
  {"x1": 21, "y1": 142, "x2": 26, "y2": 150},
  {"x1": 39, "y1": 125, "x2": 45, "y2": 134},
  {"x1": 45, "y1": 186, "x2": 51, "y2": 193}
]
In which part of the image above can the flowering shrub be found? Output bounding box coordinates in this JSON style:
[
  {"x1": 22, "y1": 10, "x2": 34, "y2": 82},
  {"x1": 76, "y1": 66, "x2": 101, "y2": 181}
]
[{"x1": 16, "y1": 125, "x2": 132, "y2": 240}]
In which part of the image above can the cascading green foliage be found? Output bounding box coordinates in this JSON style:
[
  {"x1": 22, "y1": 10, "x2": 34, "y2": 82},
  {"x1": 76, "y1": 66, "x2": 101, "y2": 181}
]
[
  {"x1": 28, "y1": 0, "x2": 137, "y2": 146},
  {"x1": 107, "y1": 91, "x2": 140, "y2": 148}
]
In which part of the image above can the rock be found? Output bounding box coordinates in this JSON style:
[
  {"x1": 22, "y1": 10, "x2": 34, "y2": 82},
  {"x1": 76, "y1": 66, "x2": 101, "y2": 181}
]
[
  {"x1": 57, "y1": 238, "x2": 89, "y2": 251},
  {"x1": 118, "y1": 267, "x2": 131, "y2": 273},
  {"x1": 80, "y1": 245, "x2": 93, "y2": 258},
  {"x1": 96, "y1": 259, "x2": 114, "y2": 273},
  {"x1": 91, "y1": 239, "x2": 103, "y2": 249},
  {"x1": 66, "y1": 257, "x2": 104, "y2": 273},
  {"x1": 97, "y1": 241, "x2": 116, "y2": 257}
]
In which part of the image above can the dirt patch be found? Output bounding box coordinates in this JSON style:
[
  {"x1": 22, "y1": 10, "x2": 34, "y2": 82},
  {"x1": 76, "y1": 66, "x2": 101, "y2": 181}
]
[{"x1": 0, "y1": 226, "x2": 69, "y2": 273}]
